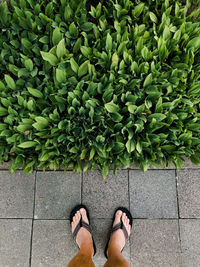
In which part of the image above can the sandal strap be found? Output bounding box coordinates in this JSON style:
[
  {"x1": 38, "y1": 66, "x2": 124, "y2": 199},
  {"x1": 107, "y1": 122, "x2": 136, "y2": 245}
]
[
  {"x1": 122, "y1": 221, "x2": 129, "y2": 240},
  {"x1": 72, "y1": 220, "x2": 81, "y2": 239},
  {"x1": 82, "y1": 220, "x2": 92, "y2": 233},
  {"x1": 111, "y1": 220, "x2": 129, "y2": 240},
  {"x1": 72, "y1": 219, "x2": 91, "y2": 239},
  {"x1": 111, "y1": 222, "x2": 121, "y2": 234}
]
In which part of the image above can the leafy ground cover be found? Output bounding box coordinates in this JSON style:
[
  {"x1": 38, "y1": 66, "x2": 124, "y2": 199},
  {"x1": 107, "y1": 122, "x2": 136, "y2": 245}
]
[{"x1": 0, "y1": 0, "x2": 200, "y2": 179}]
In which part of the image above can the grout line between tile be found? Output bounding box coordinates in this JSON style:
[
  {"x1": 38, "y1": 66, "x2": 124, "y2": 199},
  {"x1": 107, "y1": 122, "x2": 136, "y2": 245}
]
[
  {"x1": 1, "y1": 167, "x2": 200, "y2": 172},
  {"x1": 175, "y1": 169, "x2": 183, "y2": 267},
  {"x1": 0, "y1": 217, "x2": 199, "y2": 220},
  {"x1": 29, "y1": 171, "x2": 37, "y2": 267},
  {"x1": 175, "y1": 169, "x2": 180, "y2": 219}
]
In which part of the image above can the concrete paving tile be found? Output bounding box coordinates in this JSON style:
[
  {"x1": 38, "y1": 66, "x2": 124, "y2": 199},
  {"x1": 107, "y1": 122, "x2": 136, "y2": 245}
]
[
  {"x1": 90, "y1": 219, "x2": 130, "y2": 267},
  {"x1": 177, "y1": 169, "x2": 200, "y2": 218},
  {"x1": 34, "y1": 171, "x2": 81, "y2": 219},
  {"x1": 130, "y1": 252, "x2": 182, "y2": 267},
  {"x1": 31, "y1": 220, "x2": 77, "y2": 267},
  {"x1": 0, "y1": 219, "x2": 32, "y2": 267},
  {"x1": 0, "y1": 170, "x2": 35, "y2": 218},
  {"x1": 130, "y1": 219, "x2": 180, "y2": 254},
  {"x1": 129, "y1": 170, "x2": 178, "y2": 218},
  {"x1": 181, "y1": 252, "x2": 200, "y2": 267},
  {"x1": 179, "y1": 219, "x2": 200, "y2": 254},
  {"x1": 82, "y1": 169, "x2": 129, "y2": 219}
]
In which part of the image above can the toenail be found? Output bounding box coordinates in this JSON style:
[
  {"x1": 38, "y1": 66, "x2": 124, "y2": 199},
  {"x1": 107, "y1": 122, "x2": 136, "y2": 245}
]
[{"x1": 116, "y1": 210, "x2": 122, "y2": 215}]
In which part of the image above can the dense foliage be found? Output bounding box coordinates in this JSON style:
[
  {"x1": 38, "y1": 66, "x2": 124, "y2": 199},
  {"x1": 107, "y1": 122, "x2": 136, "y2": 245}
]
[{"x1": 0, "y1": 0, "x2": 200, "y2": 179}]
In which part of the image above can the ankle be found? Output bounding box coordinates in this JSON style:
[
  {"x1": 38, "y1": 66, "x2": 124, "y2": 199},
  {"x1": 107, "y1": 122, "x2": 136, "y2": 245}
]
[
  {"x1": 79, "y1": 243, "x2": 94, "y2": 257},
  {"x1": 107, "y1": 244, "x2": 122, "y2": 258}
]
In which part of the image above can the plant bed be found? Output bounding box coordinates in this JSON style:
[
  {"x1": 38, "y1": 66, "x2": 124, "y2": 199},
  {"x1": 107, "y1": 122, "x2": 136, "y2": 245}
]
[{"x1": 0, "y1": 0, "x2": 200, "y2": 179}]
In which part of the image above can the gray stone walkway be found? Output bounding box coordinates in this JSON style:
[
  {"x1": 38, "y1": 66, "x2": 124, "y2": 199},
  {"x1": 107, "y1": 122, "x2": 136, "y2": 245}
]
[{"x1": 0, "y1": 160, "x2": 200, "y2": 267}]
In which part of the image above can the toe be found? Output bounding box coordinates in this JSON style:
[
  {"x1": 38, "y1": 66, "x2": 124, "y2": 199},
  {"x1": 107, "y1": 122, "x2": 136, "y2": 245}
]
[
  {"x1": 113, "y1": 210, "x2": 122, "y2": 227},
  {"x1": 80, "y1": 208, "x2": 89, "y2": 224}
]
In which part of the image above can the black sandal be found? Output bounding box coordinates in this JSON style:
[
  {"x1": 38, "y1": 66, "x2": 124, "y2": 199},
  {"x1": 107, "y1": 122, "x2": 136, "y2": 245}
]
[
  {"x1": 70, "y1": 204, "x2": 96, "y2": 257},
  {"x1": 104, "y1": 207, "x2": 133, "y2": 259}
]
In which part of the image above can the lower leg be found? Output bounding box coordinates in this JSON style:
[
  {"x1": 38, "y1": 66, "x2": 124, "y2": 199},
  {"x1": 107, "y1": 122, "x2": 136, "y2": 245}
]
[
  {"x1": 67, "y1": 244, "x2": 95, "y2": 267},
  {"x1": 103, "y1": 244, "x2": 130, "y2": 267}
]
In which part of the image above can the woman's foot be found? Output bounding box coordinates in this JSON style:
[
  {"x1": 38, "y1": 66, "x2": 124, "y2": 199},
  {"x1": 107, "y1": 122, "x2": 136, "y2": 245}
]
[
  {"x1": 107, "y1": 210, "x2": 131, "y2": 255},
  {"x1": 71, "y1": 208, "x2": 94, "y2": 257}
]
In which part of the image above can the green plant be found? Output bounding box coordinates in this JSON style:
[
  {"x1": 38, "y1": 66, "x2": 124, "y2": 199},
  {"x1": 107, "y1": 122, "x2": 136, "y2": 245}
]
[{"x1": 0, "y1": 0, "x2": 200, "y2": 179}]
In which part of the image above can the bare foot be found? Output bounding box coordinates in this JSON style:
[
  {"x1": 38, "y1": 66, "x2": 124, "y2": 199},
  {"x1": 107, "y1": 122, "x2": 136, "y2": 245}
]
[
  {"x1": 71, "y1": 208, "x2": 94, "y2": 256},
  {"x1": 107, "y1": 210, "x2": 131, "y2": 254}
]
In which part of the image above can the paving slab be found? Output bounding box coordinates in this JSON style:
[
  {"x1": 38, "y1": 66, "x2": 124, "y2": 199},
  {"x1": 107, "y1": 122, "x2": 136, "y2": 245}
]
[
  {"x1": 0, "y1": 170, "x2": 35, "y2": 218},
  {"x1": 129, "y1": 170, "x2": 178, "y2": 218},
  {"x1": 91, "y1": 219, "x2": 130, "y2": 267},
  {"x1": 130, "y1": 219, "x2": 181, "y2": 266},
  {"x1": 82, "y1": 169, "x2": 129, "y2": 219},
  {"x1": 34, "y1": 171, "x2": 81, "y2": 219},
  {"x1": 131, "y1": 252, "x2": 182, "y2": 267},
  {"x1": 179, "y1": 219, "x2": 200, "y2": 266},
  {"x1": 177, "y1": 169, "x2": 200, "y2": 218},
  {"x1": 31, "y1": 220, "x2": 76, "y2": 267},
  {"x1": 0, "y1": 219, "x2": 32, "y2": 267}
]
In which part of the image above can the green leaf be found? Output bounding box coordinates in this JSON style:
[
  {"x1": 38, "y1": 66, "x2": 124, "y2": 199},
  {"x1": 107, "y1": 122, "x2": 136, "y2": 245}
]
[
  {"x1": 190, "y1": 155, "x2": 200, "y2": 165},
  {"x1": 105, "y1": 101, "x2": 119, "y2": 113},
  {"x1": 159, "y1": 43, "x2": 168, "y2": 61},
  {"x1": 163, "y1": 25, "x2": 170, "y2": 40},
  {"x1": 24, "y1": 59, "x2": 33, "y2": 71},
  {"x1": 56, "y1": 39, "x2": 66, "y2": 59},
  {"x1": 0, "y1": 106, "x2": 8, "y2": 116},
  {"x1": 148, "y1": 113, "x2": 166, "y2": 121},
  {"x1": 143, "y1": 73, "x2": 152, "y2": 87},
  {"x1": 70, "y1": 58, "x2": 79, "y2": 73},
  {"x1": 106, "y1": 33, "x2": 112, "y2": 52},
  {"x1": 136, "y1": 141, "x2": 142, "y2": 153},
  {"x1": 56, "y1": 69, "x2": 66, "y2": 83},
  {"x1": 17, "y1": 124, "x2": 31, "y2": 133},
  {"x1": 73, "y1": 38, "x2": 82, "y2": 54},
  {"x1": 111, "y1": 112, "x2": 123, "y2": 122},
  {"x1": 18, "y1": 141, "x2": 37, "y2": 148},
  {"x1": 39, "y1": 36, "x2": 49, "y2": 44},
  {"x1": 113, "y1": 142, "x2": 124, "y2": 154},
  {"x1": 64, "y1": 4, "x2": 73, "y2": 21},
  {"x1": 89, "y1": 147, "x2": 95, "y2": 160},
  {"x1": 27, "y1": 87, "x2": 43, "y2": 98},
  {"x1": 0, "y1": 81, "x2": 6, "y2": 91},
  {"x1": 21, "y1": 38, "x2": 32, "y2": 49},
  {"x1": 40, "y1": 51, "x2": 58, "y2": 66},
  {"x1": 149, "y1": 12, "x2": 158, "y2": 23},
  {"x1": 80, "y1": 46, "x2": 92, "y2": 58},
  {"x1": 128, "y1": 105, "x2": 137, "y2": 113},
  {"x1": 81, "y1": 22, "x2": 93, "y2": 32},
  {"x1": 187, "y1": 37, "x2": 200, "y2": 51},
  {"x1": 78, "y1": 60, "x2": 89, "y2": 77},
  {"x1": 111, "y1": 52, "x2": 119, "y2": 68},
  {"x1": 33, "y1": 116, "x2": 49, "y2": 130},
  {"x1": 101, "y1": 163, "x2": 109, "y2": 180},
  {"x1": 69, "y1": 22, "x2": 78, "y2": 38},
  {"x1": 126, "y1": 139, "x2": 135, "y2": 153},
  {"x1": 132, "y1": 3, "x2": 145, "y2": 17},
  {"x1": 52, "y1": 27, "x2": 62, "y2": 46},
  {"x1": 5, "y1": 75, "x2": 16, "y2": 90}
]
